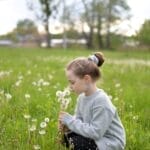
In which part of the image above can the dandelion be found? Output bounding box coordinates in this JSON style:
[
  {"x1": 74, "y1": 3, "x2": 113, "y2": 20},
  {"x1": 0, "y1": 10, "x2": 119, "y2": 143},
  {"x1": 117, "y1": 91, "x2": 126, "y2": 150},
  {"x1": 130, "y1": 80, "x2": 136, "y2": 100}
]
[
  {"x1": 18, "y1": 75, "x2": 23, "y2": 80},
  {"x1": 64, "y1": 88, "x2": 71, "y2": 96},
  {"x1": 38, "y1": 88, "x2": 42, "y2": 91},
  {"x1": 114, "y1": 97, "x2": 119, "y2": 101},
  {"x1": 24, "y1": 114, "x2": 31, "y2": 119},
  {"x1": 56, "y1": 91, "x2": 65, "y2": 100},
  {"x1": 27, "y1": 70, "x2": 31, "y2": 75},
  {"x1": 32, "y1": 118, "x2": 37, "y2": 122},
  {"x1": 32, "y1": 82, "x2": 37, "y2": 86},
  {"x1": 115, "y1": 83, "x2": 121, "y2": 88},
  {"x1": 42, "y1": 81, "x2": 50, "y2": 86},
  {"x1": 133, "y1": 115, "x2": 139, "y2": 121},
  {"x1": 29, "y1": 125, "x2": 36, "y2": 132},
  {"x1": 39, "y1": 130, "x2": 46, "y2": 135},
  {"x1": 40, "y1": 122, "x2": 47, "y2": 128},
  {"x1": 33, "y1": 145, "x2": 41, "y2": 150},
  {"x1": 25, "y1": 94, "x2": 30, "y2": 99},
  {"x1": 15, "y1": 80, "x2": 22, "y2": 87},
  {"x1": 56, "y1": 88, "x2": 71, "y2": 110},
  {"x1": 44, "y1": 117, "x2": 50, "y2": 123},
  {"x1": 5, "y1": 93, "x2": 12, "y2": 100}
]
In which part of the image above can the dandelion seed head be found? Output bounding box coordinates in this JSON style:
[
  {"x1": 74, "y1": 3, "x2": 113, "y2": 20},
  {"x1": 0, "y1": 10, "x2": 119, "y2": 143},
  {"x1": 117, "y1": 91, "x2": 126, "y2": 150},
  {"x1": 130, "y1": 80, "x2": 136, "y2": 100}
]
[
  {"x1": 5, "y1": 93, "x2": 12, "y2": 100},
  {"x1": 40, "y1": 122, "x2": 47, "y2": 128},
  {"x1": 115, "y1": 83, "x2": 121, "y2": 88},
  {"x1": 44, "y1": 117, "x2": 50, "y2": 123},
  {"x1": 24, "y1": 114, "x2": 31, "y2": 119},
  {"x1": 29, "y1": 125, "x2": 36, "y2": 132},
  {"x1": 39, "y1": 130, "x2": 46, "y2": 135},
  {"x1": 25, "y1": 94, "x2": 30, "y2": 99},
  {"x1": 33, "y1": 144, "x2": 40, "y2": 150}
]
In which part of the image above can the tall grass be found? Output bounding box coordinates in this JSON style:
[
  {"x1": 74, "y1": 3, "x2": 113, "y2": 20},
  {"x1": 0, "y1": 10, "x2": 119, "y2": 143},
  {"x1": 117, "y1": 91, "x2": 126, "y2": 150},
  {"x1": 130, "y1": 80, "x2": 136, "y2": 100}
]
[{"x1": 0, "y1": 47, "x2": 149, "y2": 150}]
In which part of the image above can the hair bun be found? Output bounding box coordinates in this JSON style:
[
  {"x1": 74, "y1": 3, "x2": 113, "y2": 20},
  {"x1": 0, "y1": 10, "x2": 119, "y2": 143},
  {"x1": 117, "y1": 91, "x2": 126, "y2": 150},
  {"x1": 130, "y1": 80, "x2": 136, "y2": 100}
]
[{"x1": 94, "y1": 52, "x2": 105, "y2": 67}]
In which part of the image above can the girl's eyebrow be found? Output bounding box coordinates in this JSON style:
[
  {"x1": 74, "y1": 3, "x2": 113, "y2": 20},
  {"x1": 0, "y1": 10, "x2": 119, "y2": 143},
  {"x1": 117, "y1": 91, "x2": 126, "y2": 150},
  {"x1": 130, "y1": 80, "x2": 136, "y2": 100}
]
[{"x1": 68, "y1": 79, "x2": 75, "y2": 82}]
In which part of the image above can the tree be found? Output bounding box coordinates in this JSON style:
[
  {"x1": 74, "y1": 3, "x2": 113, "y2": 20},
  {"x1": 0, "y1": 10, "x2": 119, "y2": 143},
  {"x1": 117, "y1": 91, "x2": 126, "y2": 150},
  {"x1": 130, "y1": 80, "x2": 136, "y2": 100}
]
[
  {"x1": 13, "y1": 19, "x2": 39, "y2": 43},
  {"x1": 136, "y1": 19, "x2": 150, "y2": 46},
  {"x1": 80, "y1": 0, "x2": 97, "y2": 49},
  {"x1": 15, "y1": 19, "x2": 38, "y2": 35},
  {"x1": 104, "y1": 0, "x2": 130, "y2": 49},
  {"x1": 27, "y1": 0, "x2": 60, "y2": 48},
  {"x1": 80, "y1": 0, "x2": 130, "y2": 49}
]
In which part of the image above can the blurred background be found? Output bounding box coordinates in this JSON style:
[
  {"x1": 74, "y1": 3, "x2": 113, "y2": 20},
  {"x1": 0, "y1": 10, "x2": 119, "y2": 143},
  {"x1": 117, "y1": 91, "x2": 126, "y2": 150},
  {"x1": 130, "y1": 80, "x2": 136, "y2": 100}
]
[{"x1": 0, "y1": 0, "x2": 150, "y2": 50}]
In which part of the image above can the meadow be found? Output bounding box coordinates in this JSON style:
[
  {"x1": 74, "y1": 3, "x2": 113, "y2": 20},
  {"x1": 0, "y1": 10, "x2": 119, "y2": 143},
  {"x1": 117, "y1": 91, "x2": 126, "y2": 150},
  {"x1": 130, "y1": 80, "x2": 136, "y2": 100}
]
[{"x1": 0, "y1": 47, "x2": 149, "y2": 150}]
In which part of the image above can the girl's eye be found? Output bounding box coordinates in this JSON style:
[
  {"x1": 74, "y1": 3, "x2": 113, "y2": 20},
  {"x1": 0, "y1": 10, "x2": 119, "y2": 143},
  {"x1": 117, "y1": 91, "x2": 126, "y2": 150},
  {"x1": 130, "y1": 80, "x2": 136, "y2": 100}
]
[{"x1": 70, "y1": 81, "x2": 75, "y2": 84}]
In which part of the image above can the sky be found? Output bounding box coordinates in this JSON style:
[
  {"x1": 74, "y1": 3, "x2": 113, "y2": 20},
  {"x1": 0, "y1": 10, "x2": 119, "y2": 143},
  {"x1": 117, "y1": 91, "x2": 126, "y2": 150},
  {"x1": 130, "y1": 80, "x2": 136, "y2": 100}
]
[{"x1": 0, "y1": 0, "x2": 150, "y2": 36}]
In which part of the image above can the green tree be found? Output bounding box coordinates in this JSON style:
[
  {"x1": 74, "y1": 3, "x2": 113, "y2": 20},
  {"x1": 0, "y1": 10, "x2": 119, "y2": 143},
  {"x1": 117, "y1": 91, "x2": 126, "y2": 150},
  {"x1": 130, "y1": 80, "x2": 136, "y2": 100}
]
[
  {"x1": 136, "y1": 19, "x2": 150, "y2": 46},
  {"x1": 104, "y1": 0, "x2": 130, "y2": 49},
  {"x1": 27, "y1": 0, "x2": 60, "y2": 48},
  {"x1": 15, "y1": 19, "x2": 38, "y2": 35}
]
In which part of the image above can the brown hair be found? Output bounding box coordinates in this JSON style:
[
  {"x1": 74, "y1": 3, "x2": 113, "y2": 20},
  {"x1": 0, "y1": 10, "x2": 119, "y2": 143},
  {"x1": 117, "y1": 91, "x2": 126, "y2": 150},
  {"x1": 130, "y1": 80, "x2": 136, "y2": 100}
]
[{"x1": 66, "y1": 52, "x2": 105, "y2": 81}]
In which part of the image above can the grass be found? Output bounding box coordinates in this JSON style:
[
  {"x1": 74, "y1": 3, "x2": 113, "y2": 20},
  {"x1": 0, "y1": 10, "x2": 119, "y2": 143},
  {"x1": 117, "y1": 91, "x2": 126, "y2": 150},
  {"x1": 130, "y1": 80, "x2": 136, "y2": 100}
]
[{"x1": 0, "y1": 47, "x2": 150, "y2": 150}]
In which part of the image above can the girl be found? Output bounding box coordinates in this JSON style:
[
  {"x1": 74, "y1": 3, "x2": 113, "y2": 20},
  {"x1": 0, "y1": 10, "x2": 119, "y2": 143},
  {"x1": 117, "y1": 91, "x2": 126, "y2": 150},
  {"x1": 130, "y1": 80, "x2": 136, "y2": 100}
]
[{"x1": 59, "y1": 52, "x2": 126, "y2": 150}]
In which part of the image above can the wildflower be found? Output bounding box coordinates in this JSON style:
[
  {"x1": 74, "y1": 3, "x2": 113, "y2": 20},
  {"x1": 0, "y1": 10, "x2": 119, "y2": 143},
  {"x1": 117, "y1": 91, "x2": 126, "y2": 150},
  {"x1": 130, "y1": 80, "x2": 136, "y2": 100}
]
[
  {"x1": 38, "y1": 88, "x2": 42, "y2": 91},
  {"x1": 40, "y1": 122, "x2": 47, "y2": 128},
  {"x1": 32, "y1": 82, "x2": 37, "y2": 86},
  {"x1": 133, "y1": 115, "x2": 139, "y2": 121},
  {"x1": 27, "y1": 70, "x2": 31, "y2": 75},
  {"x1": 29, "y1": 125, "x2": 36, "y2": 132},
  {"x1": 42, "y1": 81, "x2": 50, "y2": 86},
  {"x1": 18, "y1": 75, "x2": 23, "y2": 80},
  {"x1": 32, "y1": 118, "x2": 37, "y2": 122},
  {"x1": 25, "y1": 94, "x2": 30, "y2": 99},
  {"x1": 61, "y1": 98, "x2": 71, "y2": 110},
  {"x1": 56, "y1": 88, "x2": 71, "y2": 110},
  {"x1": 24, "y1": 114, "x2": 31, "y2": 119},
  {"x1": 5, "y1": 93, "x2": 12, "y2": 100},
  {"x1": 33, "y1": 144, "x2": 41, "y2": 150},
  {"x1": 44, "y1": 117, "x2": 50, "y2": 123},
  {"x1": 15, "y1": 80, "x2": 22, "y2": 87},
  {"x1": 114, "y1": 97, "x2": 119, "y2": 101},
  {"x1": 39, "y1": 130, "x2": 46, "y2": 135},
  {"x1": 115, "y1": 83, "x2": 121, "y2": 88},
  {"x1": 64, "y1": 88, "x2": 71, "y2": 96},
  {"x1": 56, "y1": 91, "x2": 65, "y2": 99}
]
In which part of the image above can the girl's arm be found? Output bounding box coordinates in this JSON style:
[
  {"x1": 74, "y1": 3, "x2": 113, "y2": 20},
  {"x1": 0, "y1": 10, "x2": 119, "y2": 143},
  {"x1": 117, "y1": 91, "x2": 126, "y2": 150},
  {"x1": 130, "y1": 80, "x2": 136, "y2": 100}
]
[{"x1": 59, "y1": 106, "x2": 114, "y2": 140}]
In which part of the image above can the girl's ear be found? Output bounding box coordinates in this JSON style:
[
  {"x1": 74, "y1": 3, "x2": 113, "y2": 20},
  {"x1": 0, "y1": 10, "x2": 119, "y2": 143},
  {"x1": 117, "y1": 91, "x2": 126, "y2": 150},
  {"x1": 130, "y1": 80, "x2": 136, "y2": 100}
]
[{"x1": 83, "y1": 75, "x2": 91, "y2": 82}]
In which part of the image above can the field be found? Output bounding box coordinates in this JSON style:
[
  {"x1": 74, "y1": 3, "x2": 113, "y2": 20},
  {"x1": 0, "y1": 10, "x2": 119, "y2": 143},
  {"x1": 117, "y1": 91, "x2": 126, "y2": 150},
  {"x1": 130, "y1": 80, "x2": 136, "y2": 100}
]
[{"x1": 0, "y1": 47, "x2": 149, "y2": 150}]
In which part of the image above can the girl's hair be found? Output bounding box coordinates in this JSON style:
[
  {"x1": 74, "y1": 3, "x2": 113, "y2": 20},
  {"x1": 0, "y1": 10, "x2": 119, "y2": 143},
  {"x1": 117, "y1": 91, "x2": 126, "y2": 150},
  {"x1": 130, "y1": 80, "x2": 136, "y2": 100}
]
[{"x1": 66, "y1": 52, "x2": 105, "y2": 81}]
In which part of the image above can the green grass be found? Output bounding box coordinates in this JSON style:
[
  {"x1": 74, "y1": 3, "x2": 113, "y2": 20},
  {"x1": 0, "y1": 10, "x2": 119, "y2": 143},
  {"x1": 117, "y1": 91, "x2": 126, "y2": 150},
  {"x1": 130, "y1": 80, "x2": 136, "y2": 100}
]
[{"x1": 0, "y1": 47, "x2": 150, "y2": 150}]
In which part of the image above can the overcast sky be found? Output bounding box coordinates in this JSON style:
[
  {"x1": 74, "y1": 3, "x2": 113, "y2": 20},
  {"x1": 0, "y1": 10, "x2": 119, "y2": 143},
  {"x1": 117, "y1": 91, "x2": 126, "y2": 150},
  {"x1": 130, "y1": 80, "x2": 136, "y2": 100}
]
[{"x1": 0, "y1": 0, "x2": 150, "y2": 36}]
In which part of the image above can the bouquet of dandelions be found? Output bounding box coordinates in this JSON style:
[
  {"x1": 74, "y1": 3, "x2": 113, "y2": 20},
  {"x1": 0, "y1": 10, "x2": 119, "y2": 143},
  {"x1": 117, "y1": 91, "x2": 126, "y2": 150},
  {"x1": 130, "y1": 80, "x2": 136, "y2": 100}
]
[
  {"x1": 56, "y1": 87, "x2": 71, "y2": 143},
  {"x1": 56, "y1": 87, "x2": 71, "y2": 111}
]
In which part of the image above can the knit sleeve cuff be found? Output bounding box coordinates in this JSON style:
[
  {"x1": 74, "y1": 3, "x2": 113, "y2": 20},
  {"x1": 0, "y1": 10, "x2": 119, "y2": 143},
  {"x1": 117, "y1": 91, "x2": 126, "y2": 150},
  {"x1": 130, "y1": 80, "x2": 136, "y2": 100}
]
[{"x1": 62, "y1": 113, "x2": 74, "y2": 125}]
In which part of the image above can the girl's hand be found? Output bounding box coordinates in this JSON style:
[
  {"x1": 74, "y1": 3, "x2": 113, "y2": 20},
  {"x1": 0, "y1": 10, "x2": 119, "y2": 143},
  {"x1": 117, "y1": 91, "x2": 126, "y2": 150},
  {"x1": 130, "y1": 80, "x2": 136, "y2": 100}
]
[
  {"x1": 58, "y1": 113, "x2": 70, "y2": 132},
  {"x1": 59, "y1": 111, "x2": 68, "y2": 121}
]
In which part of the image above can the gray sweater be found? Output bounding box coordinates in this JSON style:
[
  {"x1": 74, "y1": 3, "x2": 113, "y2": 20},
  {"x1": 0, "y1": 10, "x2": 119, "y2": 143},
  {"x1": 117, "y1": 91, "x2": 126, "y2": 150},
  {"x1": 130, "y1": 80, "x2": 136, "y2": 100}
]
[{"x1": 61, "y1": 89, "x2": 126, "y2": 150}]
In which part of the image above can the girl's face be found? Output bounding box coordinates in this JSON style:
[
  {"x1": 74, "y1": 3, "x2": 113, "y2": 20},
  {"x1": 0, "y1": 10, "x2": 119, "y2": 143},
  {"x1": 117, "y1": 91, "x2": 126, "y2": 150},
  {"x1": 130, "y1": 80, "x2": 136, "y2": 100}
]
[{"x1": 66, "y1": 70, "x2": 87, "y2": 95}]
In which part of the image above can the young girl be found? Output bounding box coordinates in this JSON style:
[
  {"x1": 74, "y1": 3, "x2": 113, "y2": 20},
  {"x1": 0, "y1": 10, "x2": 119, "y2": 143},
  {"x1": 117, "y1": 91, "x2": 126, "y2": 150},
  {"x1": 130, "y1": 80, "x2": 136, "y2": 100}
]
[{"x1": 59, "y1": 52, "x2": 126, "y2": 150}]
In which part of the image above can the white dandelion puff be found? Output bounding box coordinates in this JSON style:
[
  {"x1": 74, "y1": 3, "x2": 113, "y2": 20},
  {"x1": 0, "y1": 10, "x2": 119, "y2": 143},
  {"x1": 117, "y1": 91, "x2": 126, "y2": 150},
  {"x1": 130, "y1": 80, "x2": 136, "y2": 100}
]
[
  {"x1": 44, "y1": 117, "x2": 50, "y2": 123},
  {"x1": 29, "y1": 125, "x2": 36, "y2": 132},
  {"x1": 24, "y1": 114, "x2": 31, "y2": 119},
  {"x1": 5, "y1": 93, "x2": 12, "y2": 100},
  {"x1": 33, "y1": 144, "x2": 41, "y2": 150},
  {"x1": 115, "y1": 83, "x2": 121, "y2": 88},
  {"x1": 39, "y1": 130, "x2": 46, "y2": 135},
  {"x1": 25, "y1": 94, "x2": 30, "y2": 99},
  {"x1": 40, "y1": 122, "x2": 47, "y2": 128},
  {"x1": 56, "y1": 88, "x2": 71, "y2": 110}
]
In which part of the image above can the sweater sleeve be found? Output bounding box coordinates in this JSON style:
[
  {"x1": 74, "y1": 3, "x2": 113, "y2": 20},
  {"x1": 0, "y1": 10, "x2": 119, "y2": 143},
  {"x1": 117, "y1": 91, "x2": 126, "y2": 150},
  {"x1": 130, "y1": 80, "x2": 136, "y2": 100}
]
[{"x1": 61, "y1": 105, "x2": 114, "y2": 140}]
